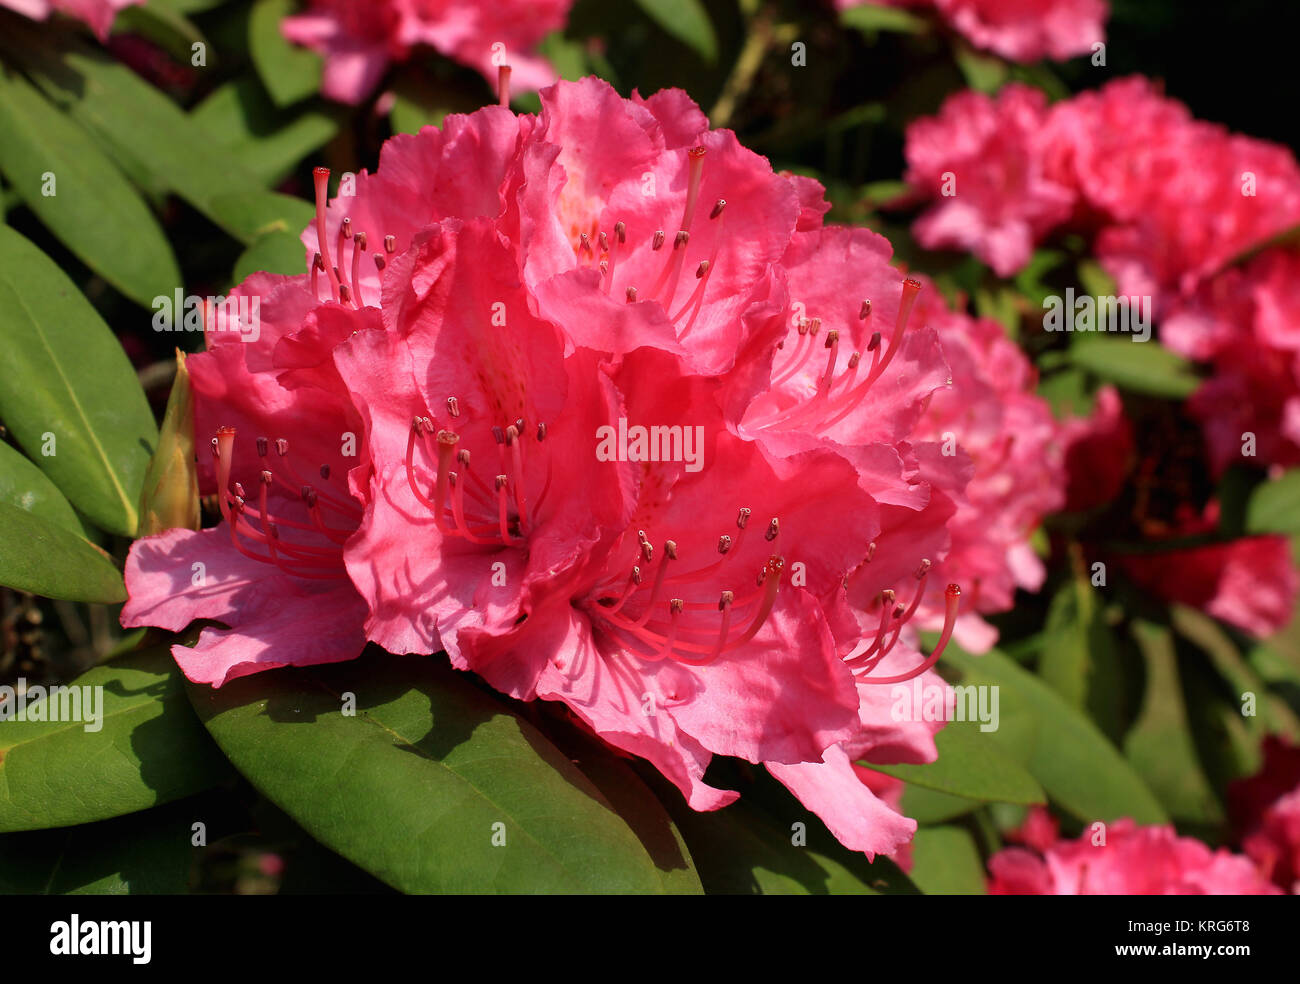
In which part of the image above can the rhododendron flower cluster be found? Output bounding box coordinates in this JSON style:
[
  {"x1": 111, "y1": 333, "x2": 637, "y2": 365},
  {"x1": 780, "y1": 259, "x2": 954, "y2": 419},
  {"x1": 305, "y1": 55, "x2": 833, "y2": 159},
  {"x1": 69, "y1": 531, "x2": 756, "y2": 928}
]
[
  {"x1": 2, "y1": 0, "x2": 140, "y2": 39},
  {"x1": 117, "y1": 76, "x2": 1086, "y2": 860},
  {"x1": 281, "y1": 0, "x2": 571, "y2": 105},
  {"x1": 988, "y1": 812, "x2": 1281, "y2": 894},
  {"x1": 845, "y1": 0, "x2": 1108, "y2": 63}
]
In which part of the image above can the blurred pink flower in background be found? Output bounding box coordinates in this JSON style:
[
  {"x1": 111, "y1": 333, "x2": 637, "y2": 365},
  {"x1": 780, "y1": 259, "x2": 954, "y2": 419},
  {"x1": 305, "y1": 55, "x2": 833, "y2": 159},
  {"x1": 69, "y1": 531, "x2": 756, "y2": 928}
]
[
  {"x1": 2, "y1": 0, "x2": 140, "y2": 39},
  {"x1": 282, "y1": 0, "x2": 571, "y2": 104},
  {"x1": 989, "y1": 816, "x2": 1282, "y2": 894},
  {"x1": 845, "y1": 0, "x2": 1107, "y2": 62},
  {"x1": 903, "y1": 85, "x2": 1075, "y2": 276},
  {"x1": 1230, "y1": 737, "x2": 1300, "y2": 892},
  {"x1": 1058, "y1": 385, "x2": 1133, "y2": 512}
]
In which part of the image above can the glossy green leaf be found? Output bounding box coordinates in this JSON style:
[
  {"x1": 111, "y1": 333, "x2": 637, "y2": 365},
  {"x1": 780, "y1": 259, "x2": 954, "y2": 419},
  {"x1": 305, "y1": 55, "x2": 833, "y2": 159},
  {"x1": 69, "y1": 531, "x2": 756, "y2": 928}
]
[
  {"x1": 869, "y1": 719, "x2": 1046, "y2": 805},
  {"x1": 0, "y1": 502, "x2": 123, "y2": 602},
  {"x1": 0, "y1": 70, "x2": 180, "y2": 307},
  {"x1": 208, "y1": 190, "x2": 313, "y2": 245},
  {"x1": 233, "y1": 230, "x2": 309, "y2": 282},
  {"x1": 189, "y1": 652, "x2": 688, "y2": 893},
  {"x1": 1038, "y1": 575, "x2": 1128, "y2": 742},
  {"x1": 942, "y1": 644, "x2": 1168, "y2": 824},
  {"x1": 1122, "y1": 620, "x2": 1224, "y2": 825},
  {"x1": 1069, "y1": 336, "x2": 1199, "y2": 399},
  {"x1": 909, "y1": 825, "x2": 987, "y2": 895},
  {"x1": 1246, "y1": 468, "x2": 1300, "y2": 535},
  {"x1": 11, "y1": 31, "x2": 267, "y2": 241},
  {"x1": 631, "y1": 0, "x2": 718, "y2": 62},
  {"x1": 0, "y1": 646, "x2": 231, "y2": 832},
  {"x1": 0, "y1": 799, "x2": 197, "y2": 894},
  {"x1": 0, "y1": 441, "x2": 85, "y2": 535},
  {"x1": 841, "y1": 2, "x2": 928, "y2": 34},
  {"x1": 249, "y1": 0, "x2": 323, "y2": 106},
  {"x1": 0, "y1": 227, "x2": 157, "y2": 535}
]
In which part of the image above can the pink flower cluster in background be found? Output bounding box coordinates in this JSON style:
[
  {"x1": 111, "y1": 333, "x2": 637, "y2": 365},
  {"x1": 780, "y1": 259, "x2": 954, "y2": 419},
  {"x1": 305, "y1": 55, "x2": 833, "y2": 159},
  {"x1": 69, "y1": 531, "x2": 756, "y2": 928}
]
[
  {"x1": 1, "y1": 0, "x2": 140, "y2": 39},
  {"x1": 843, "y1": 0, "x2": 1107, "y2": 63},
  {"x1": 281, "y1": 0, "x2": 572, "y2": 104}
]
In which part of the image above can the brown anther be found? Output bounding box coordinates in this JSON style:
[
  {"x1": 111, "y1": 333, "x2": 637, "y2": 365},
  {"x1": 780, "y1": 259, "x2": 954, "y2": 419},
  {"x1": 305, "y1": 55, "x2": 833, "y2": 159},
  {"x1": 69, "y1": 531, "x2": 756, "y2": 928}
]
[
  {"x1": 233, "y1": 482, "x2": 246, "y2": 498},
  {"x1": 916, "y1": 559, "x2": 932, "y2": 578},
  {"x1": 260, "y1": 470, "x2": 273, "y2": 485},
  {"x1": 384, "y1": 235, "x2": 396, "y2": 253},
  {"x1": 374, "y1": 253, "x2": 386, "y2": 271},
  {"x1": 641, "y1": 541, "x2": 654, "y2": 563},
  {"x1": 579, "y1": 233, "x2": 593, "y2": 254},
  {"x1": 276, "y1": 439, "x2": 289, "y2": 456},
  {"x1": 737, "y1": 507, "x2": 751, "y2": 529},
  {"x1": 320, "y1": 464, "x2": 331, "y2": 480},
  {"x1": 354, "y1": 232, "x2": 367, "y2": 250},
  {"x1": 664, "y1": 540, "x2": 678, "y2": 560},
  {"x1": 338, "y1": 284, "x2": 352, "y2": 304},
  {"x1": 492, "y1": 425, "x2": 506, "y2": 445},
  {"x1": 710, "y1": 199, "x2": 726, "y2": 219},
  {"x1": 808, "y1": 317, "x2": 822, "y2": 336},
  {"x1": 615, "y1": 221, "x2": 626, "y2": 244},
  {"x1": 696, "y1": 260, "x2": 709, "y2": 278},
  {"x1": 824, "y1": 329, "x2": 840, "y2": 348},
  {"x1": 437, "y1": 430, "x2": 459, "y2": 447},
  {"x1": 504, "y1": 425, "x2": 518, "y2": 446},
  {"x1": 797, "y1": 318, "x2": 810, "y2": 336},
  {"x1": 256, "y1": 437, "x2": 269, "y2": 457},
  {"x1": 626, "y1": 286, "x2": 638, "y2": 302},
  {"x1": 652, "y1": 230, "x2": 666, "y2": 250},
  {"x1": 446, "y1": 396, "x2": 460, "y2": 418},
  {"x1": 302, "y1": 486, "x2": 318, "y2": 508},
  {"x1": 860, "y1": 299, "x2": 872, "y2": 320},
  {"x1": 674, "y1": 230, "x2": 689, "y2": 249},
  {"x1": 719, "y1": 590, "x2": 734, "y2": 610},
  {"x1": 866, "y1": 541, "x2": 877, "y2": 562},
  {"x1": 848, "y1": 352, "x2": 862, "y2": 369},
  {"x1": 670, "y1": 598, "x2": 685, "y2": 615},
  {"x1": 495, "y1": 474, "x2": 509, "y2": 490},
  {"x1": 868, "y1": 331, "x2": 882, "y2": 351},
  {"x1": 536, "y1": 422, "x2": 547, "y2": 442},
  {"x1": 717, "y1": 534, "x2": 732, "y2": 554},
  {"x1": 599, "y1": 231, "x2": 609, "y2": 251},
  {"x1": 312, "y1": 252, "x2": 324, "y2": 271},
  {"x1": 765, "y1": 518, "x2": 780, "y2": 541},
  {"x1": 632, "y1": 566, "x2": 642, "y2": 585},
  {"x1": 341, "y1": 218, "x2": 352, "y2": 239},
  {"x1": 457, "y1": 449, "x2": 471, "y2": 468}
]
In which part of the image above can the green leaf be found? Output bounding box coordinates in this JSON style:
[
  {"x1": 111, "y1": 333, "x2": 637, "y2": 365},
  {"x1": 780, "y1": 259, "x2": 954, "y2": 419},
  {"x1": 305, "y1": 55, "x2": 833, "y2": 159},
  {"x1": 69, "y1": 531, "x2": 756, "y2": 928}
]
[
  {"x1": 942, "y1": 644, "x2": 1168, "y2": 824},
  {"x1": 1122, "y1": 620, "x2": 1224, "y2": 826},
  {"x1": 0, "y1": 646, "x2": 231, "y2": 832},
  {"x1": 10, "y1": 31, "x2": 268, "y2": 241},
  {"x1": 191, "y1": 79, "x2": 339, "y2": 187},
  {"x1": 0, "y1": 70, "x2": 180, "y2": 307},
  {"x1": 841, "y1": 3, "x2": 928, "y2": 34},
  {"x1": 1069, "y1": 336, "x2": 1200, "y2": 399},
  {"x1": 0, "y1": 227, "x2": 157, "y2": 535},
  {"x1": 233, "y1": 230, "x2": 308, "y2": 284},
  {"x1": 909, "y1": 825, "x2": 987, "y2": 895},
  {"x1": 189, "y1": 652, "x2": 686, "y2": 893},
  {"x1": 1038, "y1": 575, "x2": 1128, "y2": 741},
  {"x1": 249, "y1": 0, "x2": 323, "y2": 107},
  {"x1": 0, "y1": 502, "x2": 123, "y2": 602},
  {"x1": 1246, "y1": 468, "x2": 1300, "y2": 535},
  {"x1": 869, "y1": 720, "x2": 1046, "y2": 806},
  {"x1": 899, "y1": 783, "x2": 981, "y2": 824},
  {"x1": 666, "y1": 794, "x2": 916, "y2": 895},
  {"x1": 113, "y1": 2, "x2": 210, "y2": 65},
  {"x1": 0, "y1": 441, "x2": 85, "y2": 536},
  {"x1": 0, "y1": 799, "x2": 198, "y2": 894},
  {"x1": 207, "y1": 190, "x2": 313, "y2": 246},
  {"x1": 631, "y1": 0, "x2": 718, "y2": 62}
]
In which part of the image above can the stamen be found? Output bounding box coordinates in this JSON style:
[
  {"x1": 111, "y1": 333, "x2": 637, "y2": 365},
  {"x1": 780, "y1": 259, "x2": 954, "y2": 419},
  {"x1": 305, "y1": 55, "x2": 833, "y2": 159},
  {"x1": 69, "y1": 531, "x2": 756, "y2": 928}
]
[
  {"x1": 312, "y1": 168, "x2": 341, "y2": 301},
  {"x1": 498, "y1": 64, "x2": 512, "y2": 107},
  {"x1": 495, "y1": 475, "x2": 514, "y2": 544},
  {"x1": 859, "y1": 584, "x2": 961, "y2": 684},
  {"x1": 350, "y1": 232, "x2": 367, "y2": 308},
  {"x1": 681, "y1": 146, "x2": 706, "y2": 233}
]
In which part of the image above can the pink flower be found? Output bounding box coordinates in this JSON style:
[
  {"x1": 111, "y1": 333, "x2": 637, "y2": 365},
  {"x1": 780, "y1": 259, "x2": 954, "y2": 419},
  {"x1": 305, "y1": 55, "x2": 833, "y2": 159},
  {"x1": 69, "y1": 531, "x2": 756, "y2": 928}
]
[
  {"x1": 3, "y1": 0, "x2": 141, "y2": 39},
  {"x1": 988, "y1": 818, "x2": 1282, "y2": 894},
  {"x1": 846, "y1": 0, "x2": 1107, "y2": 62},
  {"x1": 121, "y1": 170, "x2": 388, "y2": 686},
  {"x1": 1116, "y1": 521, "x2": 1298, "y2": 638},
  {"x1": 1058, "y1": 385, "x2": 1133, "y2": 512},
  {"x1": 903, "y1": 84, "x2": 1076, "y2": 276},
  {"x1": 907, "y1": 280, "x2": 1065, "y2": 641},
  {"x1": 282, "y1": 0, "x2": 570, "y2": 105},
  {"x1": 1229, "y1": 737, "x2": 1300, "y2": 892},
  {"x1": 514, "y1": 78, "x2": 803, "y2": 378},
  {"x1": 1163, "y1": 248, "x2": 1300, "y2": 473}
]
